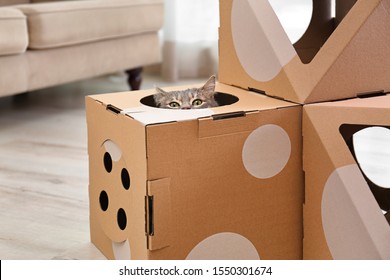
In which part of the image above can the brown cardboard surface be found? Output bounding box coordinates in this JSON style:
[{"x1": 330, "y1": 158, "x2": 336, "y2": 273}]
[
  {"x1": 219, "y1": 0, "x2": 390, "y2": 104},
  {"x1": 86, "y1": 82, "x2": 304, "y2": 259},
  {"x1": 303, "y1": 94, "x2": 390, "y2": 259}
]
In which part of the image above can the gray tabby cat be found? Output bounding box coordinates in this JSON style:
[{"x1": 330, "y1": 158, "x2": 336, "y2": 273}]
[{"x1": 153, "y1": 75, "x2": 218, "y2": 109}]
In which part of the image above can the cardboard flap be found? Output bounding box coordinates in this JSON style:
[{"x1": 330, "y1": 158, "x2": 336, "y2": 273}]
[
  {"x1": 122, "y1": 106, "x2": 215, "y2": 125},
  {"x1": 146, "y1": 178, "x2": 171, "y2": 251}
]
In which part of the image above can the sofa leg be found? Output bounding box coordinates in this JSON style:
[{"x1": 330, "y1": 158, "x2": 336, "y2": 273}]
[
  {"x1": 13, "y1": 92, "x2": 30, "y2": 103},
  {"x1": 125, "y1": 67, "x2": 143, "y2": 91}
]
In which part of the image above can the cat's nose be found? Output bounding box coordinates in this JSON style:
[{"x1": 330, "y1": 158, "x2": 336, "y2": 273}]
[{"x1": 181, "y1": 107, "x2": 191, "y2": 110}]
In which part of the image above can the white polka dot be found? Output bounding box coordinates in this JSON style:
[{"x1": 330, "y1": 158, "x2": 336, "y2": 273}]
[
  {"x1": 242, "y1": 124, "x2": 291, "y2": 179},
  {"x1": 322, "y1": 165, "x2": 390, "y2": 259},
  {"x1": 112, "y1": 239, "x2": 131, "y2": 260},
  {"x1": 103, "y1": 140, "x2": 122, "y2": 161},
  {"x1": 186, "y1": 232, "x2": 260, "y2": 260},
  {"x1": 231, "y1": 0, "x2": 296, "y2": 82}
]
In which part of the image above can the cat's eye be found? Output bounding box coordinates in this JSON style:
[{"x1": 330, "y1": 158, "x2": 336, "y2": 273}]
[
  {"x1": 192, "y1": 99, "x2": 204, "y2": 106},
  {"x1": 168, "y1": 102, "x2": 180, "y2": 108}
]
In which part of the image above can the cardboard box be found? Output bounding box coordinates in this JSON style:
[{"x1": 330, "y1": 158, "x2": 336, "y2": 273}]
[
  {"x1": 86, "y1": 82, "x2": 303, "y2": 259},
  {"x1": 219, "y1": 0, "x2": 390, "y2": 104},
  {"x1": 303, "y1": 93, "x2": 390, "y2": 259}
]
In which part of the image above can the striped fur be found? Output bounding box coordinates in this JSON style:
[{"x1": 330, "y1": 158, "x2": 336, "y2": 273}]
[{"x1": 153, "y1": 76, "x2": 218, "y2": 109}]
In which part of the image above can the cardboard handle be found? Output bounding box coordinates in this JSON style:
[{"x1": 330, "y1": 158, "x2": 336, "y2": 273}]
[{"x1": 146, "y1": 178, "x2": 171, "y2": 251}]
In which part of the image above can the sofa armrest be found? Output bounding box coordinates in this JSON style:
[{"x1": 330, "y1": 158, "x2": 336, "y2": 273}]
[
  {"x1": 31, "y1": 0, "x2": 77, "y2": 3},
  {"x1": 0, "y1": 7, "x2": 28, "y2": 55},
  {"x1": 0, "y1": 0, "x2": 29, "y2": 6}
]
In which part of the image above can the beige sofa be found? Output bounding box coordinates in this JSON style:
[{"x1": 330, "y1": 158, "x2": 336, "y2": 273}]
[{"x1": 0, "y1": 0, "x2": 164, "y2": 97}]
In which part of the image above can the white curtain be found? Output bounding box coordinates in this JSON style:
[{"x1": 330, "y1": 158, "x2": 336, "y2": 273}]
[{"x1": 161, "y1": 0, "x2": 219, "y2": 81}]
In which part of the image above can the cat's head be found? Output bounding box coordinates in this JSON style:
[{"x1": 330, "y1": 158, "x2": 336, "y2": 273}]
[{"x1": 153, "y1": 75, "x2": 218, "y2": 109}]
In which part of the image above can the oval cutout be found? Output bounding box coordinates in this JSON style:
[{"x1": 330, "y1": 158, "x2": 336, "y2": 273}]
[
  {"x1": 121, "y1": 168, "x2": 131, "y2": 190},
  {"x1": 99, "y1": 190, "x2": 109, "y2": 212},
  {"x1": 353, "y1": 126, "x2": 390, "y2": 189},
  {"x1": 103, "y1": 152, "x2": 112, "y2": 173},
  {"x1": 269, "y1": 0, "x2": 313, "y2": 43},
  {"x1": 140, "y1": 92, "x2": 239, "y2": 108}
]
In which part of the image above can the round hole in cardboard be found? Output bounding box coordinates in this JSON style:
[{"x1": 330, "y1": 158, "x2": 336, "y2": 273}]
[
  {"x1": 139, "y1": 92, "x2": 239, "y2": 108},
  {"x1": 99, "y1": 190, "x2": 109, "y2": 212},
  {"x1": 353, "y1": 126, "x2": 390, "y2": 189},
  {"x1": 269, "y1": 0, "x2": 313, "y2": 43},
  {"x1": 121, "y1": 168, "x2": 131, "y2": 190},
  {"x1": 214, "y1": 92, "x2": 239, "y2": 106},
  {"x1": 117, "y1": 208, "x2": 127, "y2": 231},
  {"x1": 352, "y1": 126, "x2": 390, "y2": 212},
  {"x1": 103, "y1": 152, "x2": 112, "y2": 173},
  {"x1": 385, "y1": 211, "x2": 390, "y2": 225},
  {"x1": 340, "y1": 124, "x2": 390, "y2": 211}
]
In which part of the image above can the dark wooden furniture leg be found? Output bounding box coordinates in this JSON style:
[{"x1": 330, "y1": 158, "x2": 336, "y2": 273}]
[
  {"x1": 126, "y1": 67, "x2": 143, "y2": 91},
  {"x1": 12, "y1": 92, "x2": 30, "y2": 104}
]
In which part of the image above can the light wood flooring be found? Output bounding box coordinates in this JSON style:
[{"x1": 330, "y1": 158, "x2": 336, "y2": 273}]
[{"x1": 0, "y1": 73, "x2": 389, "y2": 260}]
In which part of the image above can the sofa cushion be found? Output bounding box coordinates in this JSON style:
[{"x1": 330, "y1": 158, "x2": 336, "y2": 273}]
[
  {"x1": 16, "y1": 0, "x2": 164, "y2": 49},
  {"x1": 0, "y1": 0, "x2": 29, "y2": 6},
  {"x1": 0, "y1": 8, "x2": 28, "y2": 55},
  {"x1": 27, "y1": 33, "x2": 161, "y2": 92}
]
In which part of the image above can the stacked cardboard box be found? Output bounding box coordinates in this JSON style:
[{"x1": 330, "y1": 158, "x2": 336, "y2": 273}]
[
  {"x1": 86, "y1": 0, "x2": 390, "y2": 259},
  {"x1": 303, "y1": 97, "x2": 390, "y2": 259},
  {"x1": 219, "y1": 0, "x2": 390, "y2": 259},
  {"x1": 86, "y1": 83, "x2": 303, "y2": 260}
]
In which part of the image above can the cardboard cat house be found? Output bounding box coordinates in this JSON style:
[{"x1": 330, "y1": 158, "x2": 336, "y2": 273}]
[
  {"x1": 86, "y1": 82, "x2": 303, "y2": 259},
  {"x1": 303, "y1": 94, "x2": 390, "y2": 260},
  {"x1": 216, "y1": 0, "x2": 390, "y2": 259},
  {"x1": 219, "y1": 0, "x2": 390, "y2": 104}
]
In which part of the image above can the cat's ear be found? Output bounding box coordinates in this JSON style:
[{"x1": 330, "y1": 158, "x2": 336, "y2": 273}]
[
  {"x1": 155, "y1": 87, "x2": 168, "y2": 95},
  {"x1": 201, "y1": 75, "x2": 216, "y2": 94},
  {"x1": 154, "y1": 87, "x2": 167, "y2": 107}
]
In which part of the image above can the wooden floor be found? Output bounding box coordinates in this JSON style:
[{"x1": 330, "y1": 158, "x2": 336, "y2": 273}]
[
  {"x1": 0, "y1": 73, "x2": 202, "y2": 260},
  {"x1": 0, "y1": 73, "x2": 389, "y2": 260}
]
